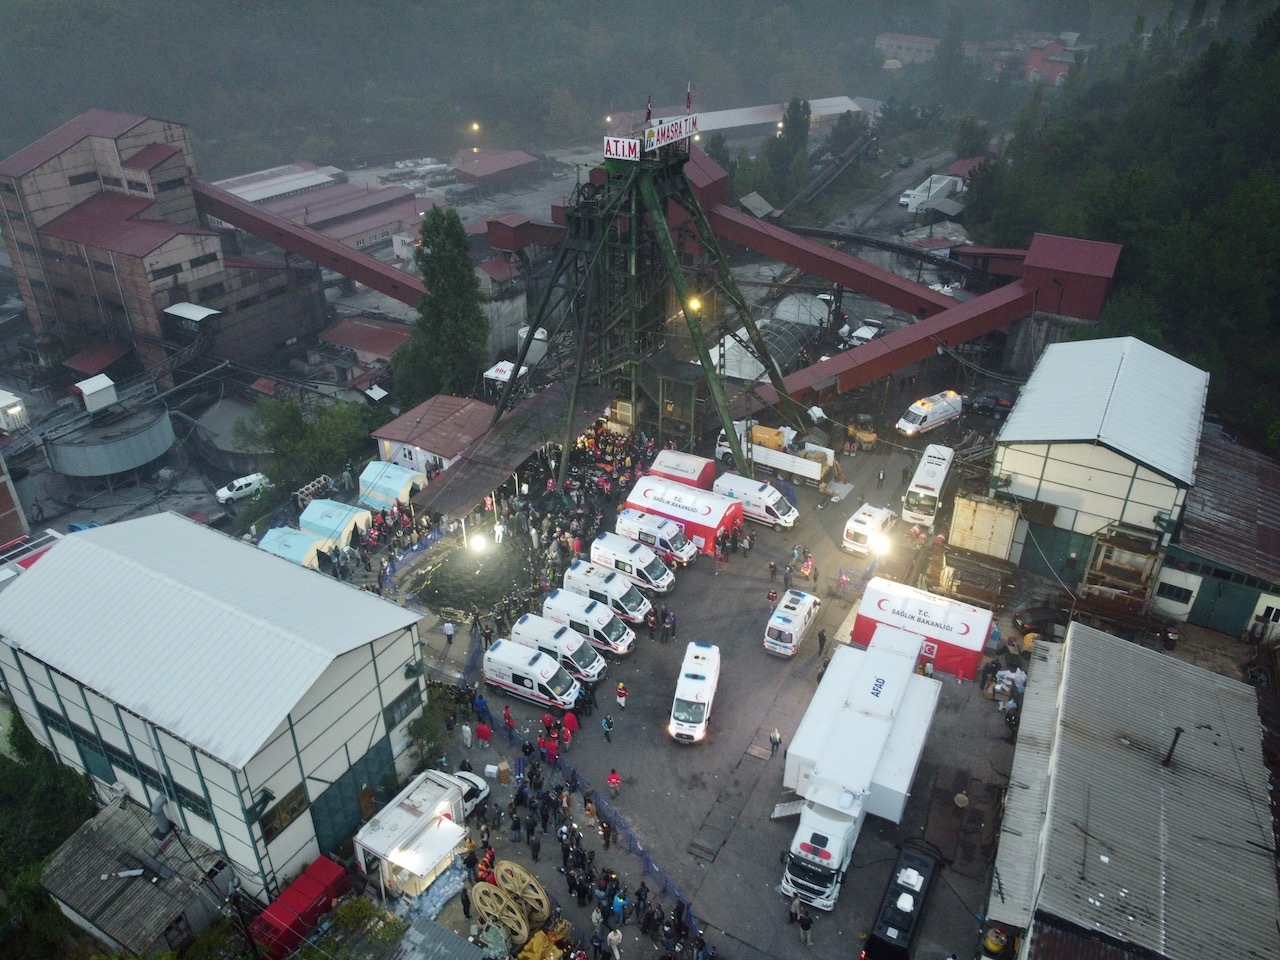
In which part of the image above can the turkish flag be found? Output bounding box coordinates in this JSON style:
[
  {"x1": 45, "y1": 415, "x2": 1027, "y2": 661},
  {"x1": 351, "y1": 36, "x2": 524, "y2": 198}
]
[{"x1": 686, "y1": 83, "x2": 692, "y2": 112}]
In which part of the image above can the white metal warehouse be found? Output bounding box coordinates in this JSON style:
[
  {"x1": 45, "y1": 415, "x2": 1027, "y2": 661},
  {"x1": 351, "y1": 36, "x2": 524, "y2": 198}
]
[{"x1": 0, "y1": 512, "x2": 425, "y2": 897}]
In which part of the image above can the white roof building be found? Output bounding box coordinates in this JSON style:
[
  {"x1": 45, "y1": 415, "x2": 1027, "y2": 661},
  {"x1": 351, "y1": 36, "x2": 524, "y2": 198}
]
[
  {"x1": 992, "y1": 337, "x2": 1208, "y2": 564},
  {"x1": 989, "y1": 625, "x2": 1278, "y2": 960},
  {"x1": 0, "y1": 513, "x2": 425, "y2": 897}
]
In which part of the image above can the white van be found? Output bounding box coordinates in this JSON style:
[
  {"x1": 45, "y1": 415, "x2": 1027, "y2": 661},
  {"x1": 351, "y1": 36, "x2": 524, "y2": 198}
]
[
  {"x1": 509, "y1": 612, "x2": 608, "y2": 683},
  {"x1": 589, "y1": 531, "x2": 675, "y2": 594},
  {"x1": 668, "y1": 642, "x2": 721, "y2": 744},
  {"x1": 541, "y1": 588, "x2": 636, "y2": 656},
  {"x1": 841, "y1": 503, "x2": 897, "y2": 556},
  {"x1": 482, "y1": 640, "x2": 581, "y2": 711},
  {"x1": 712, "y1": 473, "x2": 798, "y2": 530},
  {"x1": 562, "y1": 559, "x2": 652, "y2": 624},
  {"x1": 763, "y1": 590, "x2": 822, "y2": 657},
  {"x1": 895, "y1": 389, "x2": 964, "y2": 437},
  {"x1": 615, "y1": 509, "x2": 698, "y2": 566}
]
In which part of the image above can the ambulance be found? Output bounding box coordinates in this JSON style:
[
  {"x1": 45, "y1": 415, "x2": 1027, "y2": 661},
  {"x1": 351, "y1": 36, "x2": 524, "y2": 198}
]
[
  {"x1": 482, "y1": 640, "x2": 581, "y2": 711},
  {"x1": 589, "y1": 531, "x2": 675, "y2": 594},
  {"x1": 509, "y1": 612, "x2": 608, "y2": 683},
  {"x1": 712, "y1": 473, "x2": 798, "y2": 530},
  {"x1": 894, "y1": 390, "x2": 964, "y2": 437},
  {"x1": 541, "y1": 588, "x2": 636, "y2": 656},
  {"x1": 841, "y1": 503, "x2": 897, "y2": 556},
  {"x1": 668, "y1": 642, "x2": 721, "y2": 743},
  {"x1": 562, "y1": 559, "x2": 652, "y2": 624},
  {"x1": 614, "y1": 509, "x2": 698, "y2": 566},
  {"x1": 763, "y1": 590, "x2": 822, "y2": 657}
]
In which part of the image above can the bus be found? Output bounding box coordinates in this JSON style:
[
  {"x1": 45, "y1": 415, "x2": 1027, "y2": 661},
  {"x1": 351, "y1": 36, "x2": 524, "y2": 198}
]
[{"x1": 901, "y1": 445, "x2": 954, "y2": 528}]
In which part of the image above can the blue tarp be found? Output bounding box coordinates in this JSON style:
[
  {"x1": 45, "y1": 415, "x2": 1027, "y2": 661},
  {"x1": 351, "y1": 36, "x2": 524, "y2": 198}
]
[
  {"x1": 257, "y1": 527, "x2": 335, "y2": 570},
  {"x1": 359, "y1": 461, "x2": 428, "y2": 511},
  {"x1": 299, "y1": 499, "x2": 372, "y2": 547}
]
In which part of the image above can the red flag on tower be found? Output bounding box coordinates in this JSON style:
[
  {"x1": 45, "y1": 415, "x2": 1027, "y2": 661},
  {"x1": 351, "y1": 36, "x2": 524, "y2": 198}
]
[
  {"x1": 686, "y1": 82, "x2": 692, "y2": 112},
  {"x1": 645, "y1": 96, "x2": 652, "y2": 123}
]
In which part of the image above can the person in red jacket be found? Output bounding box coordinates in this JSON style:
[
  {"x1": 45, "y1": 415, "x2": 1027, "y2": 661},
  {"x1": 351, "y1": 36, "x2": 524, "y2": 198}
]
[
  {"x1": 476, "y1": 721, "x2": 491, "y2": 749},
  {"x1": 615, "y1": 682, "x2": 628, "y2": 709},
  {"x1": 607, "y1": 768, "x2": 622, "y2": 798}
]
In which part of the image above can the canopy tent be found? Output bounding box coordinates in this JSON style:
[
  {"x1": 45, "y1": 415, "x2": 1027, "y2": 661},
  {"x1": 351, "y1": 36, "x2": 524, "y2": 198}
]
[
  {"x1": 483, "y1": 360, "x2": 529, "y2": 385},
  {"x1": 850, "y1": 577, "x2": 992, "y2": 681},
  {"x1": 257, "y1": 527, "x2": 335, "y2": 570},
  {"x1": 359, "y1": 461, "x2": 428, "y2": 511},
  {"x1": 299, "y1": 499, "x2": 372, "y2": 548}
]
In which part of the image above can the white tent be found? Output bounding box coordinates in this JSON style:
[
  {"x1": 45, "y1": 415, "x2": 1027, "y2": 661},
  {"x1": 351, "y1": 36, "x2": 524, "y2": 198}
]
[
  {"x1": 298, "y1": 499, "x2": 372, "y2": 548},
  {"x1": 256, "y1": 528, "x2": 335, "y2": 570},
  {"x1": 359, "y1": 461, "x2": 428, "y2": 511}
]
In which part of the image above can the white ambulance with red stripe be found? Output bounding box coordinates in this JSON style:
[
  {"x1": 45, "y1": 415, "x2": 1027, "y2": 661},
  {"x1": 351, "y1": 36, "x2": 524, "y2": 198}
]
[{"x1": 482, "y1": 640, "x2": 581, "y2": 710}]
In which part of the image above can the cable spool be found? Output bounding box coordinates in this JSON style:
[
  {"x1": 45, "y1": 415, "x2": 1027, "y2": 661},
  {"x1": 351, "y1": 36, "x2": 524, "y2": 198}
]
[{"x1": 984, "y1": 927, "x2": 1009, "y2": 954}]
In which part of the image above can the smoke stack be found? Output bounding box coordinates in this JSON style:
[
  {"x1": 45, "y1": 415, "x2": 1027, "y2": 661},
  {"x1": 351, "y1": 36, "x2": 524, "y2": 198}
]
[
  {"x1": 150, "y1": 794, "x2": 172, "y2": 838},
  {"x1": 1161, "y1": 726, "x2": 1185, "y2": 767}
]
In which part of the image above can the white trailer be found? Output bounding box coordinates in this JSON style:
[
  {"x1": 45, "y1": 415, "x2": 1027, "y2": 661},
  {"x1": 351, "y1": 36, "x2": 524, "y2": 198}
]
[
  {"x1": 714, "y1": 420, "x2": 835, "y2": 485},
  {"x1": 777, "y1": 627, "x2": 941, "y2": 911}
]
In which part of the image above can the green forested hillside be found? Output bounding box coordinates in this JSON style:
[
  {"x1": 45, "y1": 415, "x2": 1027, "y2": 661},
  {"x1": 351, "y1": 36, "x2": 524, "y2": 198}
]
[
  {"x1": 2, "y1": 0, "x2": 1141, "y2": 176},
  {"x1": 963, "y1": 6, "x2": 1280, "y2": 448}
]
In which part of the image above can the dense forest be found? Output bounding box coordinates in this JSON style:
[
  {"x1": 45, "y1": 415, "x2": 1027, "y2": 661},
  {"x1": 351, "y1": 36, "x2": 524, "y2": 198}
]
[
  {"x1": 961, "y1": 4, "x2": 1280, "y2": 449},
  {"x1": 4, "y1": 0, "x2": 1155, "y2": 176}
]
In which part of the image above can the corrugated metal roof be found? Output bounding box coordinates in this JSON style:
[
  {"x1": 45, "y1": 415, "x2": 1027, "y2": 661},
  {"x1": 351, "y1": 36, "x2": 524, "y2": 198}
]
[
  {"x1": 42, "y1": 191, "x2": 216, "y2": 257},
  {"x1": 997, "y1": 337, "x2": 1207, "y2": 485},
  {"x1": 320, "y1": 315, "x2": 412, "y2": 358},
  {"x1": 42, "y1": 799, "x2": 227, "y2": 956},
  {"x1": 62, "y1": 341, "x2": 129, "y2": 375},
  {"x1": 987, "y1": 639, "x2": 1065, "y2": 928},
  {"x1": 0, "y1": 108, "x2": 149, "y2": 177},
  {"x1": 479, "y1": 258, "x2": 519, "y2": 282},
  {"x1": 1034, "y1": 625, "x2": 1278, "y2": 960},
  {"x1": 1176, "y1": 428, "x2": 1280, "y2": 585},
  {"x1": 0, "y1": 513, "x2": 419, "y2": 768},
  {"x1": 122, "y1": 142, "x2": 181, "y2": 171},
  {"x1": 373, "y1": 395, "x2": 496, "y2": 459},
  {"x1": 1023, "y1": 233, "x2": 1122, "y2": 278},
  {"x1": 453, "y1": 148, "x2": 538, "y2": 179}
]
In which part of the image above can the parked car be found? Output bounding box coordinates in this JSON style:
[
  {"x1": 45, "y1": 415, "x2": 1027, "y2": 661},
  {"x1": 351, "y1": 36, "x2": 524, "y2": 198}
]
[
  {"x1": 967, "y1": 389, "x2": 1018, "y2": 419},
  {"x1": 215, "y1": 472, "x2": 270, "y2": 504},
  {"x1": 454, "y1": 770, "x2": 491, "y2": 817},
  {"x1": 1012, "y1": 603, "x2": 1073, "y2": 635}
]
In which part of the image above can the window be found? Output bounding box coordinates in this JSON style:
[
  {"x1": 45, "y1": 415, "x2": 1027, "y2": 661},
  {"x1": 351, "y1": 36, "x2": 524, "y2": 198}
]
[
  {"x1": 101, "y1": 176, "x2": 123, "y2": 188},
  {"x1": 68, "y1": 171, "x2": 99, "y2": 186},
  {"x1": 382, "y1": 684, "x2": 421, "y2": 731},
  {"x1": 126, "y1": 180, "x2": 148, "y2": 192},
  {"x1": 150, "y1": 263, "x2": 183, "y2": 281},
  {"x1": 156, "y1": 177, "x2": 187, "y2": 192},
  {"x1": 261, "y1": 784, "x2": 308, "y2": 843},
  {"x1": 103, "y1": 299, "x2": 125, "y2": 313},
  {"x1": 188, "y1": 252, "x2": 218, "y2": 269},
  {"x1": 1155, "y1": 581, "x2": 1192, "y2": 605},
  {"x1": 0, "y1": 181, "x2": 15, "y2": 193},
  {"x1": 200, "y1": 282, "x2": 226, "y2": 299},
  {"x1": 93, "y1": 260, "x2": 113, "y2": 272},
  {"x1": 5, "y1": 207, "x2": 23, "y2": 221},
  {"x1": 37, "y1": 703, "x2": 72, "y2": 738},
  {"x1": 41, "y1": 247, "x2": 64, "y2": 262},
  {"x1": 17, "y1": 241, "x2": 35, "y2": 254},
  {"x1": 68, "y1": 254, "x2": 87, "y2": 267},
  {"x1": 355, "y1": 239, "x2": 365, "y2": 247},
  {"x1": 53, "y1": 286, "x2": 74, "y2": 298}
]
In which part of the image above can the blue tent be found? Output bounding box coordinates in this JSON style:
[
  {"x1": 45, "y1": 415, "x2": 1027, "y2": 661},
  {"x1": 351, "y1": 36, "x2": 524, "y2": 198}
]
[
  {"x1": 299, "y1": 499, "x2": 372, "y2": 547},
  {"x1": 359, "y1": 461, "x2": 428, "y2": 511},
  {"x1": 257, "y1": 527, "x2": 336, "y2": 570}
]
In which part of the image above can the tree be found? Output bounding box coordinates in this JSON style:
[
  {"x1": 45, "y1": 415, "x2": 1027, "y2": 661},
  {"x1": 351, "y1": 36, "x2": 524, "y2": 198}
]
[
  {"x1": 235, "y1": 398, "x2": 379, "y2": 494},
  {"x1": 826, "y1": 110, "x2": 866, "y2": 156},
  {"x1": 951, "y1": 113, "x2": 990, "y2": 159},
  {"x1": 780, "y1": 97, "x2": 811, "y2": 158},
  {"x1": 393, "y1": 206, "x2": 489, "y2": 406}
]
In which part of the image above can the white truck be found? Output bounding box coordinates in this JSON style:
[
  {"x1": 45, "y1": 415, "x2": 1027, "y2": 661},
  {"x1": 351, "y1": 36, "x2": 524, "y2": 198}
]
[
  {"x1": 776, "y1": 627, "x2": 941, "y2": 911},
  {"x1": 714, "y1": 421, "x2": 835, "y2": 485}
]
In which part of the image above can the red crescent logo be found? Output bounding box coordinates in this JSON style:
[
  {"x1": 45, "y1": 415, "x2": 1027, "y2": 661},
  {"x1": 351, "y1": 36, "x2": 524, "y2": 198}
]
[
  {"x1": 701, "y1": 505, "x2": 711, "y2": 515},
  {"x1": 957, "y1": 622, "x2": 970, "y2": 635},
  {"x1": 877, "y1": 598, "x2": 889, "y2": 611}
]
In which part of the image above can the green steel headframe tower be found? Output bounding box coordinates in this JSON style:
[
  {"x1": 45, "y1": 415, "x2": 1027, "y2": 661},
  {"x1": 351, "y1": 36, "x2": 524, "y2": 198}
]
[{"x1": 493, "y1": 139, "x2": 805, "y2": 486}]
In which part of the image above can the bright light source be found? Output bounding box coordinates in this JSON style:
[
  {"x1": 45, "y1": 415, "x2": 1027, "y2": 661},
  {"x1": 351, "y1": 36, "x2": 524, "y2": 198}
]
[
  {"x1": 869, "y1": 534, "x2": 890, "y2": 556},
  {"x1": 777, "y1": 121, "x2": 784, "y2": 128},
  {"x1": 471, "y1": 122, "x2": 481, "y2": 132},
  {"x1": 688, "y1": 298, "x2": 701, "y2": 312},
  {"x1": 693, "y1": 134, "x2": 700, "y2": 141},
  {"x1": 606, "y1": 115, "x2": 613, "y2": 123},
  {"x1": 471, "y1": 533, "x2": 487, "y2": 552}
]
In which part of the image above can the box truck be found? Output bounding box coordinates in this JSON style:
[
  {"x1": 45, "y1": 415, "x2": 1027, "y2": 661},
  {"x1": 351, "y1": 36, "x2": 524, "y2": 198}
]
[
  {"x1": 712, "y1": 473, "x2": 798, "y2": 530},
  {"x1": 614, "y1": 509, "x2": 698, "y2": 566},
  {"x1": 508, "y1": 612, "x2": 608, "y2": 683},
  {"x1": 589, "y1": 531, "x2": 675, "y2": 593},
  {"x1": 894, "y1": 390, "x2": 963, "y2": 437},
  {"x1": 624, "y1": 477, "x2": 744, "y2": 557},
  {"x1": 775, "y1": 628, "x2": 940, "y2": 910},
  {"x1": 667, "y1": 642, "x2": 721, "y2": 743},
  {"x1": 562, "y1": 559, "x2": 653, "y2": 623},
  {"x1": 648, "y1": 450, "x2": 717, "y2": 490},
  {"x1": 482, "y1": 640, "x2": 581, "y2": 711},
  {"x1": 541, "y1": 588, "x2": 636, "y2": 656},
  {"x1": 714, "y1": 421, "x2": 835, "y2": 485}
]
